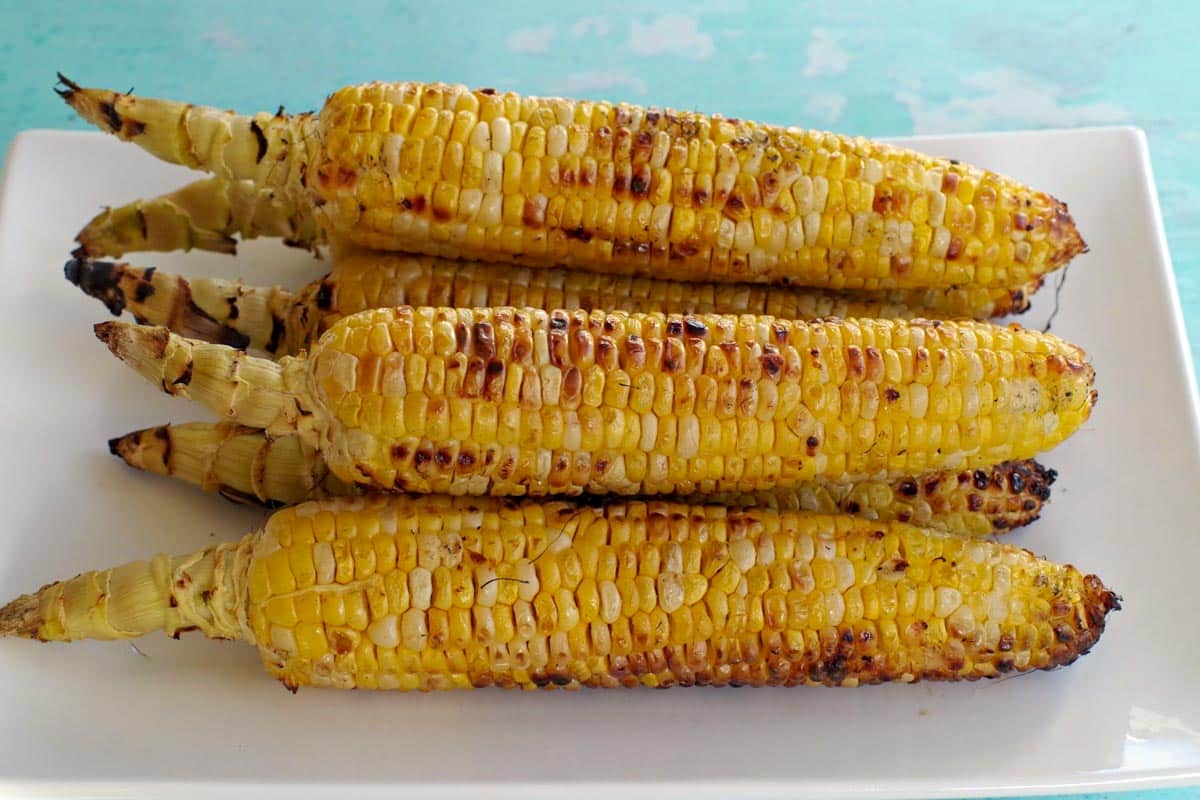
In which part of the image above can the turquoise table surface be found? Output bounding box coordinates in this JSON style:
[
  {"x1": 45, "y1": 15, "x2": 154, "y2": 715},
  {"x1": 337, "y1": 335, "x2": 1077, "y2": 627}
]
[{"x1": 1, "y1": 3, "x2": 1197, "y2": 799}]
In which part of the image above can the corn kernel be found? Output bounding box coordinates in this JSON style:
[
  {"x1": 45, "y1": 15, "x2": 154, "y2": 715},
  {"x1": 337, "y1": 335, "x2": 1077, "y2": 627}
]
[{"x1": 295, "y1": 623, "x2": 328, "y2": 659}]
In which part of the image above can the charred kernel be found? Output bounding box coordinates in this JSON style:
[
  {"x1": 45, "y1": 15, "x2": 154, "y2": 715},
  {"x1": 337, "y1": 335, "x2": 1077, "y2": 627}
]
[
  {"x1": 473, "y1": 322, "x2": 496, "y2": 359},
  {"x1": 762, "y1": 352, "x2": 783, "y2": 377}
]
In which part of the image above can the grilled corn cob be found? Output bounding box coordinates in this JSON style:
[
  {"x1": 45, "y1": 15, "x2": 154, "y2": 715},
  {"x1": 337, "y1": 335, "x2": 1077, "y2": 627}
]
[
  {"x1": 96, "y1": 308, "x2": 1095, "y2": 495},
  {"x1": 107, "y1": 422, "x2": 1055, "y2": 534},
  {"x1": 67, "y1": 256, "x2": 1037, "y2": 359},
  {"x1": 0, "y1": 494, "x2": 1118, "y2": 689},
  {"x1": 60, "y1": 76, "x2": 1085, "y2": 291}
]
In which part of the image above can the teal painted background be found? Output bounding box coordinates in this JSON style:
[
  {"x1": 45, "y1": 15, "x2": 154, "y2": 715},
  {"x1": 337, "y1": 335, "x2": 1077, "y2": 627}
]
[{"x1": 1, "y1": 1, "x2": 1197, "y2": 798}]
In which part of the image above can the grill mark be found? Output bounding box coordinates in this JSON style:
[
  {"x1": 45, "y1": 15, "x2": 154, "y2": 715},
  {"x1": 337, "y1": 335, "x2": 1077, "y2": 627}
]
[
  {"x1": 172, "y1": 359, "x2": 193, "y2": 387},
  {"x1": 154, "y1": 424, "x2": 172, "y2": 467},
  {"x1": 266, "y1": 316, "x2": 286, "y2": 353},
  {"x1": 98, "y1": 100, "x2": 123, "y2": 132},
  {"x1": 250, "y1": 120, "x2": 268, "y2": 163}
]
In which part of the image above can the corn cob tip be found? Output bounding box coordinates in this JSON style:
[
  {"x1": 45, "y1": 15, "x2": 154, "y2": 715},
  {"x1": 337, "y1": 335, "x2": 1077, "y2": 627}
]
[
  {"x1": 94, "y1": 319, "x2": 166, "y2": 358},
  {"x1": 53, "y1": 72, "x2": 81, "y2": 102},
  {"x1": 63, "y1": 256, "x2": 83, "y2": 285},
  {"x1": 1075, "y1": 573, "x2": 1121, "y2": 656},
  {"x1": 55, "y1": 75, "x2": 141, "y2": 138},
  {"x1": 93, "y1": 319, "x2": 124, "y2": 349},
  {"x1": 66, "y1": 258, "x2": 130, "y2": 316},
  {"x1": 1087, "y1": 574, "x2": 1122, "y2": 616},
  {"x1": 0, "y1": 590, "x2": 45, "y2": 639},
  {"x1": 1050, "y1": 198, "x2": 1088, "y2": 265},
  {"x1": 107, "y1": 425, "x2": 171, "y2": 475}
]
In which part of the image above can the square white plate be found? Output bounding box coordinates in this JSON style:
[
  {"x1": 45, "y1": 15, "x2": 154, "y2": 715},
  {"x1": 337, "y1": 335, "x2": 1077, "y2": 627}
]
[{"x1": 0, "y1": 127, "x2": 1197, "y2": 799}]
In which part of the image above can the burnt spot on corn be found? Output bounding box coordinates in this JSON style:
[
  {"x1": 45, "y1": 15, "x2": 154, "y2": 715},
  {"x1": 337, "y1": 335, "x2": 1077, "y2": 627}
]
[
  {"x1": 98, "y1": 100, "x2": 123, "y2": 132},
  {"x1": 473, "y1": 322, "x2": 496, "y2": 359},
  {"x1": 265, "y1": 317, "x2": 286, "y2": 354},
  {"x1": 630, "y1": 173, "x2": 649, "y2": 197},
  {"x1": 172, "y1": 360, "x2": 193, "y2": 387},
  {"x1": 330, "y1": 630, "x2": 355, "y2": 656},
  {"x1": 565, "y1": 225, "x2": 591, "y2": 242},
  {"x1": 511, "y1": 336, "x2": 531, "y2": 363},
  {"x1": 65, "y1": 258, "x2": 127, "y2": 316},
  {"x1": 761, "y1": 350, "x2": 783, "y2": 378},
  {"x1": 315, "y1": 282, "x2": 334, "y2": 310},
  {"x1": 250, "y1": 120, "x2": 268, "y2": 163},
  {"x1": 898, "y1": 479, "x2": 918, "y2": 497},
  {"x1": 133, "y1": 278, "x2": 155, "y2": 304},
  {"x1": 106, "y1": 435, "x2": 124, "y2": 458}
]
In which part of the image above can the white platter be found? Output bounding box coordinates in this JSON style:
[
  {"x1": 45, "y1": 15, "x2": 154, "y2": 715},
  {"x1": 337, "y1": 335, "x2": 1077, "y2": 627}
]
[{"x1": 0, "y1": 127, "x2": 1197, "y2": 798}]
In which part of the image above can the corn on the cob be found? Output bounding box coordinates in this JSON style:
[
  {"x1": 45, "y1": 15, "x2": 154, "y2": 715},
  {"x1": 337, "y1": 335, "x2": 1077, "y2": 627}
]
[
  {"x1": 73, "y1": 176, "x2": 326, "y2": 259},
  {"x1": 96, "y1": 308, "x2": 1095, "y2": 495},
  {"x1": 67, "y1": 256, "x2": 1037, "y2": 359},
  {"x1": 0, "y1": 494, "x2": 1118, "y2": 690},
  {"x1": 60, "y1": 76, "x2": 1085, "y2": 291},
  {"x1": 107, "y1": 421, "x2": 1055, "y2": 534}
]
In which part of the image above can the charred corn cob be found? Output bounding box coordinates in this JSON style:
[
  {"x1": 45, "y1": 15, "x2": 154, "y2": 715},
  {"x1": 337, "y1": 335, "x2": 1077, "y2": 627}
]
[
  {"x1": 108, "y1": 421, "x2": 1055, "y2": 535},
  {"x1": 60, "y1": 76, "x2": 1084, "y2": 291},
  {"x1": 0, "y1": 494, "x2": 1118, "y2": 689},
  {"x1": 73, "y1": 176, "x2": 326, "y2": 258},
  {"x1": 67, "y1": 256, "x2": 1037, "y2": 359},
  {"x1": 96, "y1": 308, "x2": 1095, "y2": 495}
]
